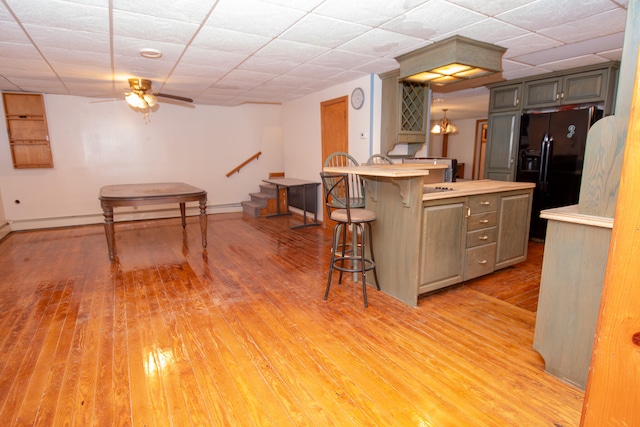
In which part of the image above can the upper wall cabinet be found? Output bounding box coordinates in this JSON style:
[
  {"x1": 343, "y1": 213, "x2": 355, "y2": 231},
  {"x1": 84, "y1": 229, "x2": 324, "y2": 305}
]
[
  {"x1": 2, "y1": 93, "x2": 54, "y2": 168},
  {"x1": 523, "y1": 69, "x2": 615, "y2": 110},
  {"x1": 489, "y1": 83, "x2": 522, "y2": 112}
]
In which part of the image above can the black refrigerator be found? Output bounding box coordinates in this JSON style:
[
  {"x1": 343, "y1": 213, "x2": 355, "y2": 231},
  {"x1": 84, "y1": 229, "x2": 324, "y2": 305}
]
[{"x1": 516, "y1": 107, "x2": 602, "y2": 240}]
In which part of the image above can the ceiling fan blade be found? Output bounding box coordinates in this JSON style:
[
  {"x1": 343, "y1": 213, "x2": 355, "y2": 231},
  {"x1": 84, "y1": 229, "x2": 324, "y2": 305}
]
[{"x1": 156, "y1": 93, "x2": 193, "y2": 103}]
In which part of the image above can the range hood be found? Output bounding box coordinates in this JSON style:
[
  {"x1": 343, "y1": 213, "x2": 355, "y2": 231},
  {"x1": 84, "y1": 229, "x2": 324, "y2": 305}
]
[{"x1": 396, "y1": 35, "x2": 506, "y2": 93}]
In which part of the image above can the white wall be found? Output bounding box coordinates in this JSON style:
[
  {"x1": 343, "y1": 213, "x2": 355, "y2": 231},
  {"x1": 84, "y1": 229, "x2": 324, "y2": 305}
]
[
  {"x1": 0, "y1": 94, "x2": 284, "y2": 230},
  {"x1": 428, "y1": 117, "x2": 486, "y2": 180},
  {"x1": 282, "y1": 74, "x2": 381, "y2": 220}
]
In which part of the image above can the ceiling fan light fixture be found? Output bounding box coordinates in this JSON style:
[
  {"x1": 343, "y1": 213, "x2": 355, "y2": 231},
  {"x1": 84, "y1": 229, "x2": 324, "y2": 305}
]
[
  {"x1": 126, "y1": 92, "x2": 147, "y2": 109},
  {"x1": 143, "y1": 93, "x2": 157, "y2": 107}
]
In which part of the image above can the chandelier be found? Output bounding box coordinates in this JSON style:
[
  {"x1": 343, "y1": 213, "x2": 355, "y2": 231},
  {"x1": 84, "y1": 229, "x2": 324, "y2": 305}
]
[{"x1": 431, "y1": 109, "x2": 458, "y2": 135}]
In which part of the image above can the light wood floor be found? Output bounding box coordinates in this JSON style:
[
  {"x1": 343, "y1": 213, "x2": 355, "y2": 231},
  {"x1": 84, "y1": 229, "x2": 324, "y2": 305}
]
[{"x1": 0, "y1": 212, "x2": 584, "y2": 426}]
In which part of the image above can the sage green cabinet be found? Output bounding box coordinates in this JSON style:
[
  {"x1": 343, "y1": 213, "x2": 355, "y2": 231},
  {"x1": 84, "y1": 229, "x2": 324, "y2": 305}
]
[
  {"x1": 523, "y1": 69, "x2": 612, "y2": 109},
  {"x1": 484, "y1": 111, "x2": 520, "y2": 181},
  {"x1": 495, "y1": 190, "x2": 532, "y2": 269},
  {"x1": 419, "y1": 188, "x2": 533, "y2": 294},
  {"x1": 419, "y1": 197, "x2": 467, "y2": 294},
  {"x1": 488, "y1": 83, "x2": 522, "y2": 112}
]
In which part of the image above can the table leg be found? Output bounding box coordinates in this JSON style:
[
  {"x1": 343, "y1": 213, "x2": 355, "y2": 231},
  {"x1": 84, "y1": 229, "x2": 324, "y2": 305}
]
[
  {"x1": 180, "y1": 203, "x2": 187, "y2": 228},
  {"x1": 199, "y1": 199, "x2": 208, "y2": 248},
  {"x1": 102, "y1": 205, "x2": 115, "y2": 261}
]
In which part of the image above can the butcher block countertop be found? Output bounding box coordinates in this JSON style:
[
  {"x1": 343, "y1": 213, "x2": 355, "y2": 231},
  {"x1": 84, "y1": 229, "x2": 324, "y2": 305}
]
[
  {"x1": 422, "y1": 179, "x2": 535, "y2": 201},
  {"x1": 323, "y1": 163, "x2": 448, "y2": 178}
]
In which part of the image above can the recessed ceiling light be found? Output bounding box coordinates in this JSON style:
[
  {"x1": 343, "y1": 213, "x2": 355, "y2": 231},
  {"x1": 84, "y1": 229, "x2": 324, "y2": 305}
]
[{"x1": 139, "y1": 48, "x2": 162, "y2": 59}]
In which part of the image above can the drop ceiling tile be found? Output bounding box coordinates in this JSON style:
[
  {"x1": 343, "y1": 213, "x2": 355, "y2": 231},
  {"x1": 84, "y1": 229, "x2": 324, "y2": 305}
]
[
  {"x1": 598, "y1": 48, "x2": 623, "y2": 61},
  {"x1": 280, "y1": 14, "x2": 370, "y2": 48},
  {"x1": 8, "y1": 78, "x2": 68, "y2": 93},
  {"x1": 113, "y1": 10, "x2": 199, "y2": 45},
  {"x1": 237, "y1": 56, "x2": 299, "y2": 75},
  {"x1": 0, "y1": 22, "x2": 31, "y2": 43},
  {"x1": 285, "y1": 63, "x2": 344, "y2": 79},
  {"x1": 439, "y1": 18, "x2": 528, "y2": 44},
  {"x1": 338, "y1": 28, "x2": 424, "y2": 58},
  {"x1": 1, "y1": 58, "x2": 56, "y2": 75},
  {"x1": 381, "y1": 0, "x2": 485, "y2": 40},
  {"x1": 308, "y1": 49, "x2": 379, "y2": 70},
  {"x1": 313, "y1": 0, "x2": 429, "y2": 27},
  {"x1": 40, "y1": 47, "x2": 111, "y2": 67},
  {"x1": 113, "y1": 56, "x2": 176, "y2": 79},
  {"x1": 260, "y1": 0, "x2": 325, "y2": 11},
  {"x1": 22, "y1": 25, "x2": 110, "y2": 52},
  {"x1": 510, "y1": 32, "x2": 624, "y2": 66},
  {"x1": 496, "y1": 0, "x2": 617, "y2": 31},
  {"x1": 536, "y1": 54, "x2": 611, "y2": 71},
  {"x1": 215, "y1": 69, "x2": 278, "y2": 88},
  {"x1": 179, "y1": 47, "x2": 247, "y2": 69},
  {"x1": 353, "y1": 58, "x2": 399, "y2": 75},
  {"x1": 205, "y1": 0, "x2": 306, "y2": 38},
  {"x1": 254, "y1": 39, "x2": 329, "y2": 63},
  {"x1": 500, "y1": 33, "x2": 563, "y2": 59},
  {"x1": 112, "y1": 0, "x2": 216, "y2": 23},
  {"x1": 537, "y1": 9, "x2": 627, "y2": 43},
  {"x1": 191, "y1": 27, "x2": 271, "y2": 54},
  {"x1": 170, "y1": 63, "x2": 230, "y2": 80},
  {"x1": 5, "y1": 0, "x2": 108, "y2": 33},
  {"x1": 444, "y1": 0, "x2": 536, "y2": 16},
  {"x1": 0, "y1": 42, "x2": 42, "y2": 60}
]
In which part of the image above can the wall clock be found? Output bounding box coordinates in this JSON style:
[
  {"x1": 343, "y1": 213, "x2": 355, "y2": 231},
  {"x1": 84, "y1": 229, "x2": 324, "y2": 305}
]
[{"x1": 351, "y1": 87, "x2": 365, "y2": 110}]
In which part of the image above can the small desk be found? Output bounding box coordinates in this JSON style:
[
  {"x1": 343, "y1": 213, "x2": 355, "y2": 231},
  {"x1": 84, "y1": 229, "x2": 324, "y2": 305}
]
[
  {"x1": 262, "y1": 178, "x2": 320, "y2": 229},
  {"x1": 99, "y1": 182, "x2": 207, "y2": 261}
]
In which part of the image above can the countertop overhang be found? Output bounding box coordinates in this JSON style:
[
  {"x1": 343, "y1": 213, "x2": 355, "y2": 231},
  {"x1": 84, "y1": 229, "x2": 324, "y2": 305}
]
[
  {"x1": 323, "y1": 163, "x2": 448, "y2": 178},
  {"x1": 422, "y1": 179, "x2": 535, "y2": 200}
]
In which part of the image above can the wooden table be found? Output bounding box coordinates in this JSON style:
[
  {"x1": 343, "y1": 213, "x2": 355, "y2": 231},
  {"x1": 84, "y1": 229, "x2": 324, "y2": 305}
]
[
  {"x1": 262, "y1": 178, "x2": 320, "y2": 229},
  {"x1": 99, "y1": 182, "x2": 207, "y2": 261}
]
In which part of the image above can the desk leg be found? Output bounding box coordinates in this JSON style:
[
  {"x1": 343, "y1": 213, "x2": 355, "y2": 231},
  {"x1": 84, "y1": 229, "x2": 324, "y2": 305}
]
[
  {"x1": 102, "y1": 206, "x2": 115, "y2": 261},
  {"x1": 180, "y1": 203, "x2": 187, "y2": 228},
  {"x1": 199, "y1": 199, "x2": 208, "y2": 248}
]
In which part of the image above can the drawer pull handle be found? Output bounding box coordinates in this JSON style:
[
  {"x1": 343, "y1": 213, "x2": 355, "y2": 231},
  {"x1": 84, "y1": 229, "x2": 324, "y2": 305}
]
[
  {"x1": 478, "y1": 259, "x2": 487, "y2": 265},
  {"x1": 480, "y1": 201, "x2": 491, "y2": 206},
  {"x1": 479, "y1": 235, "x2": 489, "y2": 240},
  {"x1": 479, "y1": 219, "x2": 489, "y2": 224}
]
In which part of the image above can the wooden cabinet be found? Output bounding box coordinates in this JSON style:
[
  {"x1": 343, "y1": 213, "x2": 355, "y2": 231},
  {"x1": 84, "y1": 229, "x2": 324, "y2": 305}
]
[
  {"x1": 484, "y1": 63, "x2": 618, "y2": 182},
  {"x1": 2, "y1": 93, "x2": 53, "y2": 168},
  {"x1": 419, "y1": 188, "x2": 533, "y2": 294},
  {"x1": 465, "y1": 194, "x2": 498, "y2": 280},
  {"x1": 488, "y1": 83, "x2": 522, "y2": 112},
  {"x1": 379, "y1": 70, "x2": 428, "y2": 158},
  {"x1": 484, "y1": 111, "x2": 520, "y2": 181},
  {"x1": 523, "y1": 69, "x2": 611, "y2": 109},
  {"x1": 419, "y1": 197, "x2": 467, "y2": 294},
  {"x1": 495, "y1": 190, "x2": 532, "y2": 269}
]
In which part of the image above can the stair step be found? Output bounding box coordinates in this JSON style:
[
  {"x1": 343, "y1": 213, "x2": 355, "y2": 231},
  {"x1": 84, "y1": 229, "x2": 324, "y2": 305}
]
[
  {"x1": 241, "y1": 200, "x2": 264, "y2": 217},
  {"x1": 249, "y1": 192, "x2": 271, "y2": 203},
  {"x1": 258, "y1": 183, "x2": 278, "y2": 197}
]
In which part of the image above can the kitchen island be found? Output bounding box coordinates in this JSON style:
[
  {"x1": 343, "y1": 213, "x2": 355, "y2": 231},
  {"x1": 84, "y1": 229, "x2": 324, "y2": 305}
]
[{"x1": 323, "y1": 164, "x2": 535, "y2": 306}]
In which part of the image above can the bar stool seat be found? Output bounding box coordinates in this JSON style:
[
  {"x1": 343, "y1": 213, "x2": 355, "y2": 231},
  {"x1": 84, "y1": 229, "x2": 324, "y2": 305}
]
[{"x1": 320, "y1": 172, "x2": 380, "y2": 307}]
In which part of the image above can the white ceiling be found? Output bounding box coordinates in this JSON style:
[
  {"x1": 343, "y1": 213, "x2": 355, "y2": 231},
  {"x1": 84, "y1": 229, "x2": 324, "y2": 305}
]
[{"x1": 0, "y1": 0, "x2": 628, "y2": 120}]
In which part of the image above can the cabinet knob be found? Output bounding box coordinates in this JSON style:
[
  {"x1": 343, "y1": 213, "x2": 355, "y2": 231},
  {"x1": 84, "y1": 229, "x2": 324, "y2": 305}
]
[
  {"x1": 466, "y1": 207, "x2": 471, "y2": 218},
  {"x1": 479, "y1": 235, "x2": 489, "y2": 240},
  {"x1": 478, "y1": 259, "x2": 488, "y2": 265},
  {"x1": 480, "y1": 201, "x2": 491, "y2": 206},
  {"x1": 479, "y1": 219, "x2": 489, "y2": 224}
]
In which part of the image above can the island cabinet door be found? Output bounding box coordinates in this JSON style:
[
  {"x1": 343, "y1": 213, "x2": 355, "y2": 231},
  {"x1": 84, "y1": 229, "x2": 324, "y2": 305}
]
[
  {"x1": 495, "y1": 190, "x2": 533, "y2": 270},
  {"x1": 419, "y1": 198, "x2": 467, "y2": 294}
]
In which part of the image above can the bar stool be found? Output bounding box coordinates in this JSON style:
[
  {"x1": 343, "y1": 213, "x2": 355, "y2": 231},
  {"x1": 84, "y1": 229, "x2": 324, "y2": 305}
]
[{"x1": 320, "y1": 172, "x2": 380, "y2": 307}]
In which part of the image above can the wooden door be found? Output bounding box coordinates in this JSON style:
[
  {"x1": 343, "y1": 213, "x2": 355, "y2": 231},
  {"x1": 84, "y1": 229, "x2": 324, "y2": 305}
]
[
  {"x1": 321, "y1": 96, "x2": 348, "y2": 227},
  {"x1": 321, "y1": 96, "x2": 348, "y2": 166}
]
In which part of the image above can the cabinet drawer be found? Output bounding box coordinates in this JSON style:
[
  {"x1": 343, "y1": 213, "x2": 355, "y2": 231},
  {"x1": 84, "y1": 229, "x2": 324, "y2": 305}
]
[
  {"x1": 468, "y1": 194, "x2": 498, "y2": 214},
  {"x1": 468, "y1": 212, "x2": 497, "y2": 231},
  {"x1": 465, "y1": 243, "x2": 496, "y2": 280},
  {"x1": 467, "y1": 227, "x2": 497, "y2": 248}
]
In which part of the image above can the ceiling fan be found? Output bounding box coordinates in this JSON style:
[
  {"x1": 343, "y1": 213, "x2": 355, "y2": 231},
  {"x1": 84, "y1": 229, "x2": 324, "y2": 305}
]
[{"x1": 125, "y1": 77, "x2": 193, "y2": 112}]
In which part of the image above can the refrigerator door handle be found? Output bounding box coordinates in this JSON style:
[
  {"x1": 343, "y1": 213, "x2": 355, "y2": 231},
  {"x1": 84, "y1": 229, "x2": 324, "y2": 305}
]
[
  {"x1": 542, "y1": 136, "x2": 553, "y2": 192},
  {"x1": 539, "y1": 136, "x2": 548, "y2": 189}
]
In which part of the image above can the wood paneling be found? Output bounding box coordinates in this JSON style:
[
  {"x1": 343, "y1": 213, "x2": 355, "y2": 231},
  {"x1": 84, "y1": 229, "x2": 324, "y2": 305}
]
[{"x1": 0, "y1": 215, "x2": 583, "y2": 425}]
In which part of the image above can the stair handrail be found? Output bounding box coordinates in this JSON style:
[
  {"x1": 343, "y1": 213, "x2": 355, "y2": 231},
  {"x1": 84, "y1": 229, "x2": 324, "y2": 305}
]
[{"x1": 226, "y1": 151, "x2": 262, "y2": 177}]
